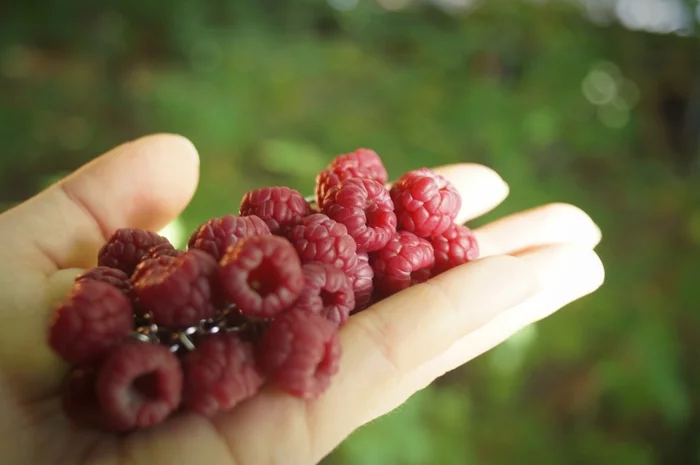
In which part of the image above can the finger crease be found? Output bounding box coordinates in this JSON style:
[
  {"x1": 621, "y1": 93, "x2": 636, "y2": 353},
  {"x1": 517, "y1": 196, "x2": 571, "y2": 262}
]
[
  {"x1": 30, "y1": 237, "x2": 60, "y2": 273},
  {"x1": 209, "y1": 418, "x2": 246, "y2": 465},
  {"x1": 353, "y1": 314, "x2": 405, "y2": 380},
  {"x1": 59, "y1": 183, "x2": 110, "y2": 243}
]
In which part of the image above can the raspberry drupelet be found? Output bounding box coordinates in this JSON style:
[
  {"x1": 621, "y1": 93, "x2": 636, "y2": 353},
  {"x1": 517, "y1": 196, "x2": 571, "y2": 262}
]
[
  {"x1": 48, "y1": 281, "x2": 133, "y2": 365},
  {"x1": 96, "y1": 342, "x2": 183, "y2": 431},
  {"x1": 322, "y1": 178, "x2": 397, "y2": 253},
  {"x1": 370, "y1": 231, "x2": 435, "y2": 298},
  {"x1": 288, "y1": 213, "x2": 359, "y2": 275},
  {"x1": 429, "y1": 223, "x2": 479, "y2": 276},
  {"x1": 295, "y1": 262, "x2": 355, "y2": 327},
  {"x1": 257, "y1": 309, "x2": 341, "y2": 399},
  {"x1": 240, "y1": 186, "x2": 310, "y2": 235},
  {"x1": 131, "y1": 254, "x2": 177, "y2": 283},
  {"x1": 219, "y1": 235, "x2": 304, "y2": 318},
  {"x1": 97, "y1": 228, "x2": 171, "y2": 275},
  {"x1": 143, "y1": 242, "x2": 181, "y2": 261},
  {"x1": 132, "y1": 249, "x2": 221, "y2": 328},
  {"x1": 188, "y1": 214, "x2": 271, "y2": 261},
  {"x1": 74, "y1": 266, "x2": 133, "y2": 300},
  {"x1": 390, "y1": 168, "x2": 462, "y2": 238},
  {"x1": 349, "y1": 252, "x2": 374, "y2": 312},
  {"x1": 182, "y1": 333, "x2": 264, "y2": 417}
]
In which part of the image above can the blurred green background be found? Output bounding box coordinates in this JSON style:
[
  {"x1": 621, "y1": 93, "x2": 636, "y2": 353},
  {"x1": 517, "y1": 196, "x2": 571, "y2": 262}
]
[{"x1": 2, "y1": 0, "x2": 700, "y2": 463}]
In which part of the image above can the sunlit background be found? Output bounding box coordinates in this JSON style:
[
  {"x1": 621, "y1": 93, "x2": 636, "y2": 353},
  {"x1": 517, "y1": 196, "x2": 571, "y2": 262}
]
[{"x1": 2, "y1": 0, "x2": 700, "y2": 463}]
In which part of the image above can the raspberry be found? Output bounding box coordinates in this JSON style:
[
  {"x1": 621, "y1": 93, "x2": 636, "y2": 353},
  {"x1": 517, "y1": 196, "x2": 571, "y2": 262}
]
[
  {"x1": 330, "y1": 148, "x2": 388, "y2": 185},
  {"x1": 62, "y1": 366, "x2": 130, "y2": 432},
  {"x1": 219, "y1": 235, "x2": 304, "y2": 318},
  {"x1": 370, "y1": 231, "x2": 435, "y2": 298},
  {"x1": 315, "y1": 165, "x2": 374, "y2": 210},
  {"x1": 96, "y1": 342, "x2": 183, "y2": 430},
  {"x1": 429, "y1": 224, "x2": 479, "y2": 276},
  {"x1": 240, "y1": 187, "x2": 310, "y2": 235},
  {"x1": 74, "y1": 266, "x2": 133, "y2": 300},
  {"x1": 48, "y1": 281, "x2": 133, "y2": 365},
  {"x1": 132, "y1": 255, "x2": 178, "y2": 283},
  {"x1": 322, "y1": 178, "x2": 397, "y2": 253},
  {"x1": 182, "y1": 333, "x2": 264, "y2": 417},
  {"x1": 257, "y1": 309, "x2": 341, "y2": 399},
  {"x1": 315, "y1": 149, "x2": 389, "y2": 208},
  {"x1": 97, "y1": 228, "x2": 171, "y2": 275},
  {"x1": 132, "y1": 250, "x2": 221, "y2": 328},
  {"x1": 390, "y1": 168, "x2": 462, "y2": 238},
  {"x1": 288, "y1": 213, "x2": 358, "y2": 274},
  {"x1": 188, "y1": 214, "x2": 271, "y2": 261},
  {"x1": 295, "y1": 262, "x2": 355, "y2": 327},
  {"x1": 349, "y1": 252, "x2": 374, "y2": 312},
  {"x1": 143, "y1": 242, "x2": 182, "y2": 260}
]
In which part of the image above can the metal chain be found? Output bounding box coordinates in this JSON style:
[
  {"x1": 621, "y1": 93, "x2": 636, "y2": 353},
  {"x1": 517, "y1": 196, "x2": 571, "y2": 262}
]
[{"x1": 128, "y1": 305, "x2": 252, "y2": 354}]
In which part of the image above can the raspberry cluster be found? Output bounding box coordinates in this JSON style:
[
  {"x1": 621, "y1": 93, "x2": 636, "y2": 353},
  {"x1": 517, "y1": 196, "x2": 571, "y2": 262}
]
[{"x1": 47, "y1": 148, "x2": 479, "y2": 432}]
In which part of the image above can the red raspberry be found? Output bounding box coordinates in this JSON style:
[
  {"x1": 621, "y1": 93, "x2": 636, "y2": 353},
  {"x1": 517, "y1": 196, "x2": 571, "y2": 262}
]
[
  {"x1": 315, "y1": 165, "x2": 374, "y2": 210},
  {"x1": 132, "y1": 255, "x2": 177, "y2": 283},
  {"x1": 96, "y1": 342, "x2": 183, "y2": 430},
  {"x1": 429, "y1": 224, "x2": 479, "y2": 276},
  {"x1": 370, "y1": 231, "x2": 435, "y2": 298},
  {"x1": 322, "y1": 178, "x2": 397, "y2": 253},
  {"x1": 62, "y1": 366, "x2": 130, "y2": 431},
  {"x1": 315, "y1": 149, "x2": 389, "y2": 208},
  {"x1": 288, "y1": 213, "x2": 358, "y2": 274},
  {"x1": 182, "y1": 333, "x2": 264, "y2": 417},
  {"x1": 257, "y1": 309, "x2": 341, "y2": 399},
  {"x1": 219, "y1": 235, "x2": 304, "y2": 318},
  {"x1": 188, "y1": 214, "x2": 271, "y2": 261},
  {"x1": 330, "y1": 148, "x2": 388, "y2": 185},
  {"x1": 295, "y1": 262, "x2": 355, "y2": 327},
  {"x1": 74, "y1": 266, "x2": 133, "y2": 300},
  {"x1": 143, "y1": 242, "x2": 182, "y2": 260},
  {"x1": 132, "y1": 250, "x2": 221, "y2": 328},
  {"x1": 131, "y1": 255, "x2": 178, "y2": 318},
  {"x1": 390, "y1": 168, "x2": 462, "y2": 238},
  {"x1": 98, "y1": 228, "x2": 171, "y2": 275},
  {"x1": 240, "y1": 187, "x2": 310, "y2": 235},
  {"x1": 48, "y1": 281, "x2": 133, "y2": 365},
  {"x1": 349, "y1": 252, "x2": 374, "y2": 312}
]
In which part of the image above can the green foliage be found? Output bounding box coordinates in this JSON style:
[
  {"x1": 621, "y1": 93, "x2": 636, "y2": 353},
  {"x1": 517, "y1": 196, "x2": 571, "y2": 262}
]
[{"x1": 1, "y1": 1, "x2": 700, "y2": 463}]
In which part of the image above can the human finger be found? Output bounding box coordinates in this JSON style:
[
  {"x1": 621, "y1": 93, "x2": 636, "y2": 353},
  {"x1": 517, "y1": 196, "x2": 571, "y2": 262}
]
[
  {"x1": 475, "y1": 203, "x2": 602, "y2": 257},
  {"x1": 0, "y1": 133, "x2": 200, "y2": 272},
  {"x1": 385, "y1": 243, "x2": 605, "y2": 419}
]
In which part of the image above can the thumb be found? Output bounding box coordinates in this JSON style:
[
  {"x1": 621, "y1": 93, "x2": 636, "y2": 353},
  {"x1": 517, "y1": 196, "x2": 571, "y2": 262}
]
[{"x1": 0, "y1": 133, "x2": 200, "y2": 272}]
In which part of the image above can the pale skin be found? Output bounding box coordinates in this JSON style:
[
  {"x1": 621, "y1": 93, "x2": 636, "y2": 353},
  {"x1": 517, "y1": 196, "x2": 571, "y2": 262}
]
[{"x1": 0, "y1": 134, "x2": 605, "y2": 465}]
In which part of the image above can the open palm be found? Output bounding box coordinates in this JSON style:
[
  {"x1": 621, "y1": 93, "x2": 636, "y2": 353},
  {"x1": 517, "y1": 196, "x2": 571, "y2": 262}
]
[{"x1": 0, "y1": 135, "x2": 604, "y2": 465}]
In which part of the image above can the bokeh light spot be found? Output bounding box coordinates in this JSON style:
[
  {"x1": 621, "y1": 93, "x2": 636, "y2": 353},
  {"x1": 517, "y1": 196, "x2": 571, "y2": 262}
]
[{"x1": 582, "y1": 68, "x2": 618, "y2": 106}]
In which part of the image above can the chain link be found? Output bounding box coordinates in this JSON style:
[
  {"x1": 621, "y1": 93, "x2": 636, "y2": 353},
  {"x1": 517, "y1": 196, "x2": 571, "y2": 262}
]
[{"x1": 128, "y1": 305, "x2": 250, "y2": 354}]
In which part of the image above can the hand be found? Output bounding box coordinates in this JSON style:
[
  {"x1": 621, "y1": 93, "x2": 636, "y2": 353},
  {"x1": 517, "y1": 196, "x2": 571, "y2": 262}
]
[{"x1": 0, "y1": 134, "x2": 604, "y2": 465}]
